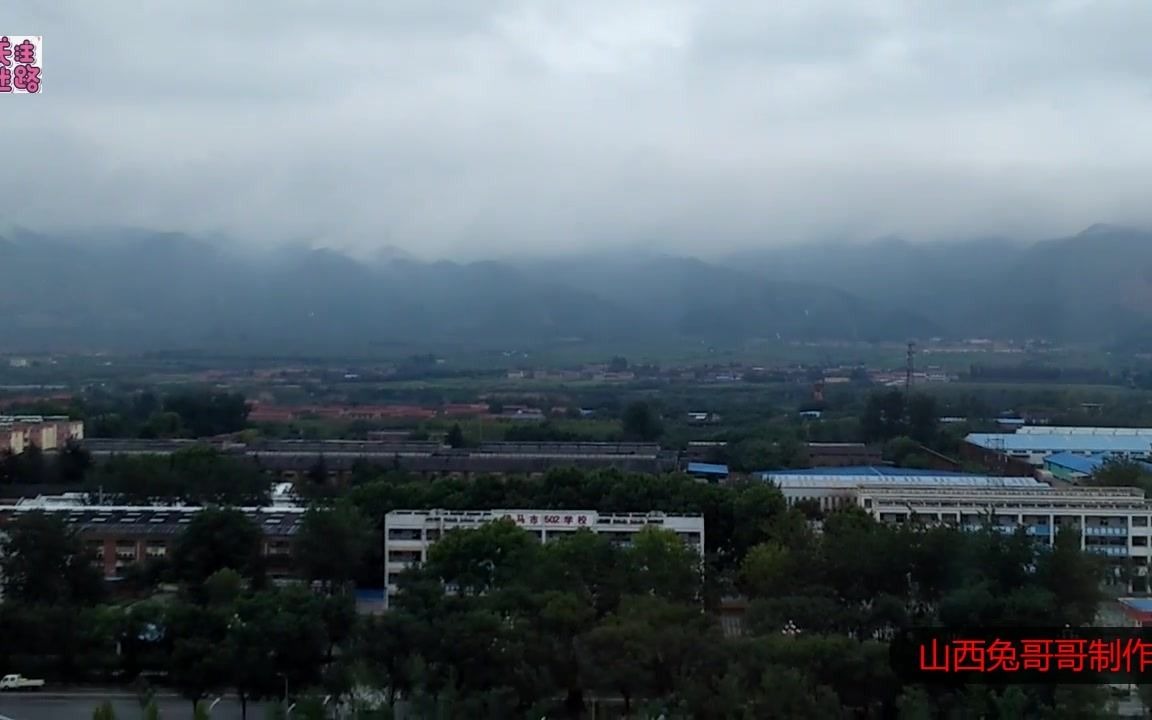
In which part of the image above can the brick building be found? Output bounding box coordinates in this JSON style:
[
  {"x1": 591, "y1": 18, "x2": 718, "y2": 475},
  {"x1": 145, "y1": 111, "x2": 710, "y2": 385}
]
[{"x1": 0, "y1": 499, "x2": 303, "y2": 581}]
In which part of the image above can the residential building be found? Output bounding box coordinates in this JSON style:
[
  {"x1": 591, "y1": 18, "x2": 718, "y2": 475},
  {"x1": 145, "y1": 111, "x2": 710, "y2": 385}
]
[
  {"x1": 383, "y1": 509, "x2": 705, "y2": 607},
  {"x1": 0, "y1": 416, "x2": 84, "y2": 454}
]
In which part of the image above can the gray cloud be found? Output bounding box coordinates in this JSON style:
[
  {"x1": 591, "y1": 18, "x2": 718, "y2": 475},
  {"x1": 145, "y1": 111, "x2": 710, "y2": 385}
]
[{"x1": 4, "y1": 0, "x2": 1152, "y2": 258}]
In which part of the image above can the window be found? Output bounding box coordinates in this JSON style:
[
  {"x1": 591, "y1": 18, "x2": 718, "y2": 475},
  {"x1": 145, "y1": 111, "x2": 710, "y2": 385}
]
[
  {"x1": 388, "y1": 550, "x2": 421, "y2": 563},
  {"x1": 425, "y1": 529, "x2": 441, "y2": 541},
  {"x1": 388, "y1": 528, "x2": 422, "y2": 541},
  {"x1": 1135, "y1": 517, "x2": 1149, "y2": 527},
  {"x1": 265, "y1": 541, "x2": 292, "y2": 556},
  {"x1": 1134, "y1": 537, "x2": 1148, "y2": 547}
]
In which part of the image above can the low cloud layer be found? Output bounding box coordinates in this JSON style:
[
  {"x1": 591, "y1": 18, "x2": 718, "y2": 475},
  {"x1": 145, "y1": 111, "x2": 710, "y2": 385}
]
[{"x1": 5, "y1": 0, "x2": 1152, "y2": 258}]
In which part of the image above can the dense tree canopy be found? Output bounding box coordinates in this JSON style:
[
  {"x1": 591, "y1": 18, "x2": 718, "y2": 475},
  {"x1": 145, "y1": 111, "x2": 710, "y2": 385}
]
[{"x1": 0, "y1": 466, "x2": 1124, "y2": 718}]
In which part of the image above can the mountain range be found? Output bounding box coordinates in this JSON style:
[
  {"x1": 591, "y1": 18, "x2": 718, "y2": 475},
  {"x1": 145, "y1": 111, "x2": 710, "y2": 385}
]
[{"x1": 2, "y1": 224, "x2": 1152, "y2": 354}]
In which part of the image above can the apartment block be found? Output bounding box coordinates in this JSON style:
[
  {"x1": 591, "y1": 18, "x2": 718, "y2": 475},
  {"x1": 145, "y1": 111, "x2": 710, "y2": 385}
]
[{"x1": 383, "y1": 509, "x2": 706, "y2": 606}]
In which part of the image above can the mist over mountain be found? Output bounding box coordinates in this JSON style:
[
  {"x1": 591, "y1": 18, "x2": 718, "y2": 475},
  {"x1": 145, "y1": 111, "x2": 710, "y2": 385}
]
[{"x1": 2, "y1": 226, "x2": 1152, "y2": 354}]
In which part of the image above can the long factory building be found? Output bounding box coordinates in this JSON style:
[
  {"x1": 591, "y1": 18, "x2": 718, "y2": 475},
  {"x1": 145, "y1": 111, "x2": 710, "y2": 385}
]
[
  {"x1": 81, "y1": 438, "x2": 679, "y2": 478},
  {"x1": 964, "y1": 426, "x2": 1152, "y2": 467}
]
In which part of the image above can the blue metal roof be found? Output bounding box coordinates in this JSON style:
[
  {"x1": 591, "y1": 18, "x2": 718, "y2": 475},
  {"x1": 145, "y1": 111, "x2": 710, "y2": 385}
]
[
  {"x1": 687, "y1": 462, "x2": 729, "y2": 476},
  {"x1": 1120, "y1": 598, "x2": 1152, "y2": 613},
  {"x1": 968, "y1": 433, "x2": 1152, "y2": 453},
  {"x1": 1045, "y1": 452, "x2": 1152, "y2": 475},
  {"x1": 756, "y1": 465, "x2": 984, "y2": 478}
]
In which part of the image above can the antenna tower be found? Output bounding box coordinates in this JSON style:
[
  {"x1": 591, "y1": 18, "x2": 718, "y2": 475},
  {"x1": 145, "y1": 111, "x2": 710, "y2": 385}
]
[{"x1": 905, "y1": 341, "x2": 916, "y2": 394}]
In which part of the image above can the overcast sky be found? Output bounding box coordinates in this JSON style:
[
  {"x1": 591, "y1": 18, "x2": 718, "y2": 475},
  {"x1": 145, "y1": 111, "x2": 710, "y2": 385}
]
[{"x1": 5, "y1": 0, "x2": 1152, "y2": 259}]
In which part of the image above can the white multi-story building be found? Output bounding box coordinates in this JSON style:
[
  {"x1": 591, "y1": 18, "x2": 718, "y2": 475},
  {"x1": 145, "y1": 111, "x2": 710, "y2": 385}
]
[
  {"x1": 763, "y1": 470, "x2": 1044, "y2": 512},
  {"x1": 853, "y1": 484, "x2": 1152, "y2": 570},
  {"x1": 383, "y1": 509, "x2": 706, "y2": 606}
]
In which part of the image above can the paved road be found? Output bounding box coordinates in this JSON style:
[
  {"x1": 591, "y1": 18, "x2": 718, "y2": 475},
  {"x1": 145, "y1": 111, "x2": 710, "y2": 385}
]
[{"x1": 0, "y1": 692, "x2": 275, "y2": 720}]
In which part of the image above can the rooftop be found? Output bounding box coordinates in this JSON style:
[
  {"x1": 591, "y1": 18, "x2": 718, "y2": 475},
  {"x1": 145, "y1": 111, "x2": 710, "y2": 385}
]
[
  {"x1": 1044, "y1": 452, "x2": 1152, "y2": 476},
  {"x1": 686, "y1": 462, "x2": 729, "y2": 476},
  {"x1": 766, "y1": 475, "x2": 1044, "y2": 489},
  {"x1": 1119, "y1": 598, "x2": 1152, "y2": 614},
  {"x1": 966, "y1": 433, "x2": 1152, "y2": 453},
  {"x1": 0, "y1": 506, "x2": 304, "y2": 536},
  {"x1": 1017, "y1": 427, "x2": 1152, "y2": 436},
  {"x1": 760, "y1": 465, "x2": 984, "y2": 478}
]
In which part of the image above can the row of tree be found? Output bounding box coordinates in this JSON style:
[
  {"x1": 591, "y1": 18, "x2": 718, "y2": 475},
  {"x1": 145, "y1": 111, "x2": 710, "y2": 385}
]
[
  {"x1": 373, "y1": 507, "x2": 1116, "y2": 718},
  {"x1": 0, "y1": 461, "x2": 1135, "y2": 718}
]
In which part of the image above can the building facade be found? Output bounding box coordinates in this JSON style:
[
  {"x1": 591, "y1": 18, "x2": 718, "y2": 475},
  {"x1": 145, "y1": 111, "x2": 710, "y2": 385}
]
[
  {"x1": 0, "y1": 416, "x2": 84, "y2": 454},
  {"x1": 82, "y1": 439, "x2": 678, "y2": 481},
  {"x1": 383, "y1": 509, "x2": 705, "y2": 607},
  {"x1": 805, "y1": 443, "x2": 883, "y2": 468},
  {"x1": 965, "y1": 428, "x2": 1152, "y2": 468},
  {"x1": 0, "y1": 499, "x2": 303, "y2": 581},
  {"x1": 851, "y1": 484, "x2": 1152, "y2": 588},
  {"x1": 764, "y1": 471, "x2": 1045, "y2": 513}
]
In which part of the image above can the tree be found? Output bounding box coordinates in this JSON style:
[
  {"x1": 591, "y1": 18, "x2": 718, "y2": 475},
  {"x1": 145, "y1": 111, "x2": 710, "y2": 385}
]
[
  {"x1": 295, "y1": 503, "x2": 375, "y2": 592},
  {"x1": 167, "y1": 601, "x2": 233, "y2": 711},
  {"x1": 57, "y1": 439, "x2": 92, "y2": 483},
  {"x1": 905, "y1": 393, "x2": 939, "y2": 445},
  {"x1": 740, "y1": 542, "x2": 795, "y2": 598},
  {"x1": 306, "y1": 456, "x2": 329, "y2": 487},
  {"x1": 1090, "y1": 458, "x2": 1152, "y2": 490},
  {"x1": 1035, "y1": 527, "x2": 1103, "y2": 626},
  {"x1": 445, "y1": 424, "x2": 465, "y2": 449},
  {"x1": 0, "y1": 511, "x2": 104, "y2": 605},
  {"x1": 169, "y1": 446, "x2": 271, "y2": 506},
  {"x1": 18, "y1": 442, "x2": 47, "y2": 484},
  {"x1": 163, "y1": 391, "x2": 250, "y2": 437},
  {"x1": 228, "y1": 587, "x2": 332, "y2": 717},
  {"x1": 170, "y1": 508, "x2": 264, "y2": 588},
  {"x1": 92, "y1": 701, "x2": 117, "y2": 720},
  {"x1": 425, "y1": 519, "x2": 539, "y2": 594},
  {"x1": 141, "y1": 410, "x2": 185, "y2": 439},
  {"x1": 622, "y1": 401, "x2": 663, "y2": 441},
  {"x1": 628, "y1": 527, "x2": 702, "y2": 602},
  {"x1": 860, "y1": 390, "x2": 906, "y2": 443}
]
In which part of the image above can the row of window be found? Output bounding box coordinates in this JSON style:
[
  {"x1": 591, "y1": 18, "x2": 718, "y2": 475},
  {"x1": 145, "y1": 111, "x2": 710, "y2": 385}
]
[{"x1": 87, "y1": 539, "x2": 292, "y2": 559}]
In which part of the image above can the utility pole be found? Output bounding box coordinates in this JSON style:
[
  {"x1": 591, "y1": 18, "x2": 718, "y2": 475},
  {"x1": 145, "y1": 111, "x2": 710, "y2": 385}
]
[{"x1": 905, "y1": 342, "x2": 916, "y2": 394}]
